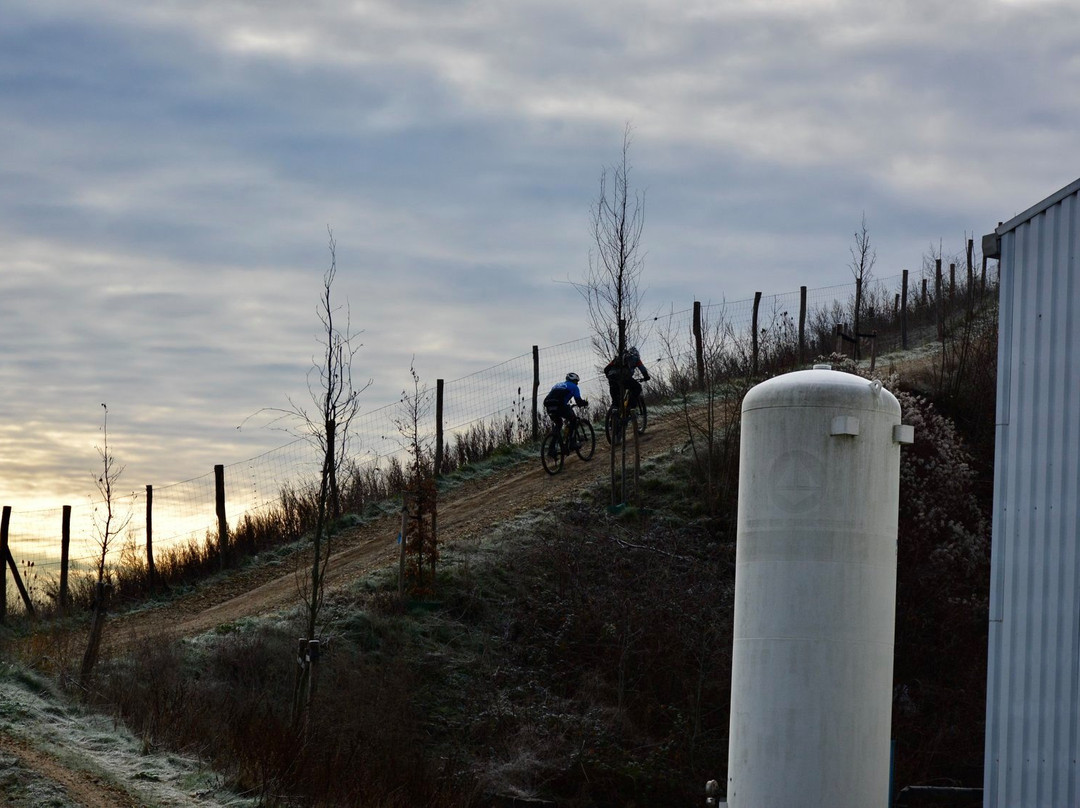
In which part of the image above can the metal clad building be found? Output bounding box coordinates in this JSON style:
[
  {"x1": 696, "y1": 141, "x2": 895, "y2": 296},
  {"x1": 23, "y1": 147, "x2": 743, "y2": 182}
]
[{"x1": 983, "y1": 177, "x2": 1080, "y2": 808}]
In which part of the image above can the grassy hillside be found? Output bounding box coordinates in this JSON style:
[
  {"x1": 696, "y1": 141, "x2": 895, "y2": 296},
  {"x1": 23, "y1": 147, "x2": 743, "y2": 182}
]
[{"x1": 1, "y1": 294, "x2": 998, "y2": 807}]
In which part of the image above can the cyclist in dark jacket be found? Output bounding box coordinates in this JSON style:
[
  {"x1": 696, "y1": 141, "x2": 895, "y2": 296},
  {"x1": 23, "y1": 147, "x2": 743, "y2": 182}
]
[
  {"x1": 603, "y1": 346, "x2": 650, "y2": 408},
  {"x1": 544, "y1": 373, "x2": 589, "y2": 456}
]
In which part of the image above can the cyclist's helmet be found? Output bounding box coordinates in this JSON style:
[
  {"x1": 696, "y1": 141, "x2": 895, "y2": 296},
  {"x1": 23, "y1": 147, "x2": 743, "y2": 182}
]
[
  {"x1": 565, "y1": 372, "x2": 580, "y2": 383},
  {"x1": 626, "y1": 346, "x2": 640, "y2": 362}
]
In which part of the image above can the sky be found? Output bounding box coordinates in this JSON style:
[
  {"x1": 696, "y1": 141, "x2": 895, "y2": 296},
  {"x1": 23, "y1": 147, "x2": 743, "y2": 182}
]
[{"x1": 2, "y1": 0, "x2": 1078, "y2": 511}]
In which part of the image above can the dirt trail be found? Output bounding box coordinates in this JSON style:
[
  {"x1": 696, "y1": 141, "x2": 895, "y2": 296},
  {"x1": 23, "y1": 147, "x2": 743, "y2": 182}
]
[
  {"x1": 0, "y1": 734, "x2": 141, "y2": 808},
  {"x1": 42, "y1": 351, "x2": 936, "y2": 654},
  {"x1": 10, "y1": 358, "x2": 931, "y2": 802},
  {"x1": 106, "y1": 407, "x2": 693, "y2": 651}
]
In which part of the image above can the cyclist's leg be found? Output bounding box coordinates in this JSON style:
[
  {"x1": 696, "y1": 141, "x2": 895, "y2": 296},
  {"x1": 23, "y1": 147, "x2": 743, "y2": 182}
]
[
  {"x1": 545, "y1": 406, "x2": 562, "y2": 456},
  {"x1": 627, "y1": 378, "x2": 642, "y2": 408},
  {"x1": 567, "y1": 409, "x2": 581, "y2": 448},
  {"x1": 557, "y1": 403, "x2": 575, "y2": 452}
]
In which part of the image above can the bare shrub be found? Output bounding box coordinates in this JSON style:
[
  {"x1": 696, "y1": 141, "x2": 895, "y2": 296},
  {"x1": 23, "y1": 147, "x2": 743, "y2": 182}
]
[
  {"x1": 830, "y1": 360, "x2": 991, "y2": 789},
  {"x1": 891, "y1": 388, "x2": 990, "y2": 788},
  {"x1": 89, "y1": 623, "x2": 476, "y2": 807},
  {"x1": 499, "y1": 508, "x2": 734, "y2": 804}
]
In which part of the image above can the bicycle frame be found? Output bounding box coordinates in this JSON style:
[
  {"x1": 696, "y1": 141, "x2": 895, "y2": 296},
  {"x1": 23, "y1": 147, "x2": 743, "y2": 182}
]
[{"x1": 541, "y1": 404, "x2": 595, "y2": 475}]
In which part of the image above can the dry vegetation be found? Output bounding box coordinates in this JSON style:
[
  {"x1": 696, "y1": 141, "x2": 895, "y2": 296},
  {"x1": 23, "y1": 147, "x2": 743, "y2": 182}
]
[{"x1": 1, "y1": 276, "x2": 997, "y2": 806}]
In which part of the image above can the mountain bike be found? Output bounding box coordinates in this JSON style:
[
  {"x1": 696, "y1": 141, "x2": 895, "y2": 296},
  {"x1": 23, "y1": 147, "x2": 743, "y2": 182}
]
[
  {"x1": 604, "y1": 389, "x2": 648, "y2": 446},
  {"x1": 541, "y1": 405, "x2": 596, "y2": 475}
]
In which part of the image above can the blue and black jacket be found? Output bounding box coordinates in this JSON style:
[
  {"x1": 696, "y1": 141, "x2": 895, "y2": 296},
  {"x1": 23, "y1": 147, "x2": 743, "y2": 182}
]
[{"x1": 544, "y1": 380, "x2": 586, "y2": 408}]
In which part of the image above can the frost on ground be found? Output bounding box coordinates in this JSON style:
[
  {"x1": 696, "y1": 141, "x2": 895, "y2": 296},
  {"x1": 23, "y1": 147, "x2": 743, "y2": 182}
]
[{"x1": 0, "y1": 664, "x2": 257, "y2": 808}]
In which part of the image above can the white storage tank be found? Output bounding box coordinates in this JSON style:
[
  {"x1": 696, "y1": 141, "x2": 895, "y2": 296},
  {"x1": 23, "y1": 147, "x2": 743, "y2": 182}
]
[{"x1": 725, "y1": 366, "x2": 912, "y2": 807}]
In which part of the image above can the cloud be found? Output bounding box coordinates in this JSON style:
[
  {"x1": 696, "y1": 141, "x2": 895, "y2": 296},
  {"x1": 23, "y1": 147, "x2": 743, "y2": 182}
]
[{"x1": 2, "y1": 0, "x2": 1079, "y2": 509}]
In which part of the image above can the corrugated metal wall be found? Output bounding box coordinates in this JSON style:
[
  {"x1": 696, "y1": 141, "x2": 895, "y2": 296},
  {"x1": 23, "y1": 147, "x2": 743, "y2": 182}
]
[{"x1": 985, "y1": 177, "x2": 1080, "y2": 808}]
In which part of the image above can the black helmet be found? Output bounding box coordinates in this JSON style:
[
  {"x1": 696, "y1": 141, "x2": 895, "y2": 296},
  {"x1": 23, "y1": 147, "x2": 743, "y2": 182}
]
[
  {"x1": 626, "y1": 346, "x2": 640, "y2": 361},
  {"x1": 566, "y1": 372, "x2": 580, "y2": 383}
]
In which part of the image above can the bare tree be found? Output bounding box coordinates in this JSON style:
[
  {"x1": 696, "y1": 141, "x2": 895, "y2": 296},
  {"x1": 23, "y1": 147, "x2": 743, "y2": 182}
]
[
  {"x1": 248, "y1": 229, "x2": 371, "y2": 724},
  {"x1": 576, "y1": 122, "x2": 647, "y2": 362},
  {"x1": 849, "y1": 213, "x2": 876, "y2": 361},
  {"x1": 298, "y1": 229, "x2": 370, "y2": 642},
  {"x1": 392, "y1": 358, "x2": 438, "y2": 593},
  {"x1": 394, "y1": 359, "x2": 432, "y2": 482},
  {"x1": 244, "y1": 229, "x2": 370, "y2": 645},
  {"x1": 80, "y1": 403, "x2": 131, "y2": 688}
]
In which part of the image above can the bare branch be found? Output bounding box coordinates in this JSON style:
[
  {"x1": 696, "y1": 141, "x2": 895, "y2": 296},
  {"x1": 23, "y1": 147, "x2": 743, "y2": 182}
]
[
  {"x1": 849, "y1": 212, "x2": 876, "y2": 285},
  {"x1": 91, "y1": 402, "x2": 131, "y2": 582},
  {"x1": 572, "y1": 122, "x2": 648, "y2": 362}
]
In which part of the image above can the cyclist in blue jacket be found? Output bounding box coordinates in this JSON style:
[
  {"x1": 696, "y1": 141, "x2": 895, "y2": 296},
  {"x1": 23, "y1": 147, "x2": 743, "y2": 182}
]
[{"x1": 543, "y1": 372, "x2": 589, "y2": 456}]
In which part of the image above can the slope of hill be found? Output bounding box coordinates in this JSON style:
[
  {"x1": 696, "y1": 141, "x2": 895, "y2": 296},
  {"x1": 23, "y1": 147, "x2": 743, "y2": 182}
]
[
  {"x1": 0, "y1": 665, "x2": 256, "y2": 807},
  {"x1": 100, "y1": 403, "x2": 695, "y2": 651},
  {"x1": 1, "y1": 340, "x2": 994, "y2": 805},
  {"x1": 4, "y1": 402, "x2": 710, "y2": 805}
]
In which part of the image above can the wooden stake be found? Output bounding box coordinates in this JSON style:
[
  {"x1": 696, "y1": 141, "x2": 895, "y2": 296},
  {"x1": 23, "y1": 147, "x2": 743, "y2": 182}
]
[
  {"x1": 145, "y1": 487, "x2": 155, "y2": 593},
  {"x1": 693, "y1": 302, "x2": 705, "y2": 390},
  {"x1": 1, "y1": 509, "x2": 34, "y2": 619},
  {"x1": 214, "y1": 464, "x2": 228, "y2": 569},
  {"x1": 435, "y1": 380, "x2": 444, "y2": 477},
  {"x1": 798, "y1": 287, "x2": 807, "y2": 366},
  {"x1": 398, "y1": 497, "x2": 408, "y2": 598},
  {"x1": 531, "y1": 346, "x2": 540, "y2": 442},
  {"x1": 61, "y1": 505, "x2": 71, "y2": 612},
  {"x1": 901, "y1": 270, "x2": 909, "y2": 350},
  {"x1": 0, "y1": 507, "x2": 8, "y2": 624}
]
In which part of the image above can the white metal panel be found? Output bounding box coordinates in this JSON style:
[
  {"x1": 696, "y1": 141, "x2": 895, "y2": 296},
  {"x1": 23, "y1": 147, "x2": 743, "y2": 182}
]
[{"x1": 985, "y1": 179, "x2": 1080, "y2": 808}]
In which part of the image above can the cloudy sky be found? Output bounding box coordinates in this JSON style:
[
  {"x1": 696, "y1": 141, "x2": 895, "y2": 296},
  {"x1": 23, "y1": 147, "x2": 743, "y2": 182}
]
[{"x1": 1, "y1": 0, "x2": 1076, "y2": 509}]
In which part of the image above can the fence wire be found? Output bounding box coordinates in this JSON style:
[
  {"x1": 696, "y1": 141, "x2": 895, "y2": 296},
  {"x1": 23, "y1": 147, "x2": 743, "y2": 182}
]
[{"x1": 3, "y1": 267, "x2": 995, "y2": 584}]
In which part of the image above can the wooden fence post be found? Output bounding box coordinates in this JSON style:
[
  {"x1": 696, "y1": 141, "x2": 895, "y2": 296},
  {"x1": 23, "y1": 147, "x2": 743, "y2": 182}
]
[
  {"x1": 798, "y1": 286, "x2": 807, "y2": 366},
  {"x1": 921, "y1": 278, "x2": 928, "y2": 306},
  {"x1": 610, "y1": 428, "x2": 617, "y2": 509},
  {"x1": 398, "y1": 496, "x2": 408, "y2": 598},
  {"x1": 61, "y1": 505, "x2": 71, "y2": 612},
  {"x1": 531, "y1": 346, "x2": 540, "y2": 442},
  {"x1": 0, "y1": 507, "x2": 8, "y2": 624},
  {"x1": 620, "y1": 420, "x2": 628, "y2": 505},
  {"x1": 935, "y1": 259, "x2": 944, "y2": 342},
  {"x1": 214, "y1": 464, "x2": 228, "y2": 569},
  {"x1": 305, "y1": 638, "x2": 321, "y2": 731},
  {"x1": 835, "y1": 323, "x2": 844, "y2": 356},
  {"x1": 901, "y1": 270, "x2": 909, "y2": 350},
  {"x1": 1, "y1": 508, "x2": 34, "y2": 619},
  {"x1": 854, "y1": 277, "x2": 863, "y2": 361},
  {"x1": 966, "y1": 238, "x2": 975, "y2": 315},
  {"x1": 949, "y1": 262, "x2": 956, "y2": 304},
  {"x1": 693, "y1": 302, "x2": 705, "y2": 390},
  {"x1": 434, "y1": 379, "x2": 444, "y2": 477},
  {"x1": 751, "y1": 292, "x2": 762, "y2": 376},
  {"x1": 145, "y1": 486, "x2": 155, "y2": 592}
]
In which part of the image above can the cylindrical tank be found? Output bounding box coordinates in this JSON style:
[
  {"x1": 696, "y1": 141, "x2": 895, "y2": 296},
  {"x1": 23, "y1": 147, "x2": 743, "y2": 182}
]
[{"x1": 726, "y1": 366, "x2": 911, "y2": 808}]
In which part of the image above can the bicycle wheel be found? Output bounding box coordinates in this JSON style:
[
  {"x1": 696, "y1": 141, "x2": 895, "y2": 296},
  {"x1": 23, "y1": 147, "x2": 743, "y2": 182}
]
[
  {"x1": 604, "y1": 406, "x2": 623, "y2": 445},
  {"x1": 574, "y1": 419, "x2": 596, "y2": 461},
  {"x1": 635, "y1": 399, "x2": 648, "y2": 435},
  {"x1": 541, "y1": 431, "x2": 564, "y2": 475}
]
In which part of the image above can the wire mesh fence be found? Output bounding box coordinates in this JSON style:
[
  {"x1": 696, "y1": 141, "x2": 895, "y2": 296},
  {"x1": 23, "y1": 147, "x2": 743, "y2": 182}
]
[
  {"x1": 2, "y1": 264, "x2": 996, "y2": 587},
  {"x1": 3, "y1": 439, "x2": 323, "y2": 582}
]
